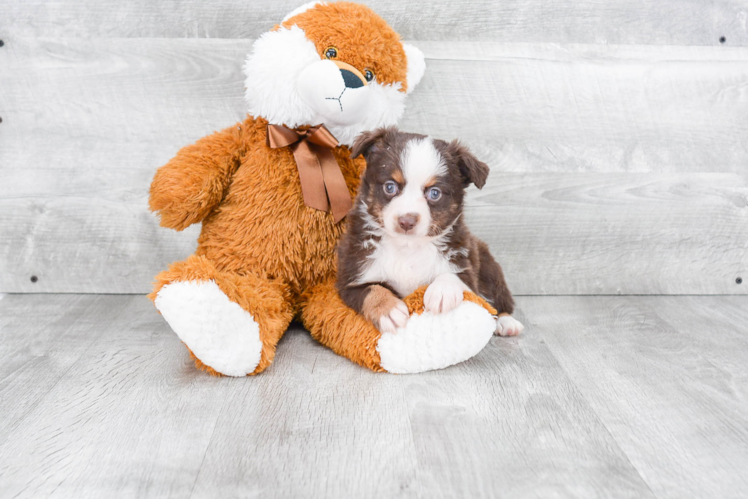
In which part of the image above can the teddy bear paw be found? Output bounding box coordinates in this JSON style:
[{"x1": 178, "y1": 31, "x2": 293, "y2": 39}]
[
  {"x1": 376, "y1": 301, "x2": 496, "y2": 374},
  {"x1": 155, "y1": 280, "x2": 263, "y2": 376}
]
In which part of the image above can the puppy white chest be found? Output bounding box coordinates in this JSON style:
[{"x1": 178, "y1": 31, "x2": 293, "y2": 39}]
[{"x1": 357, "y1": 236, "x2": 460, "y2": 298}]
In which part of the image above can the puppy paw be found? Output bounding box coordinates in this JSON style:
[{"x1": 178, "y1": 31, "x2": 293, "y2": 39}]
[
  {"x1": 362, "y1": 285, "x2": 410, "y2": 334},
  {"x1": 378, "y1": 300, "x2": 410, "y2": 334},
  {"x1": 424, "y1": 274, "x2": 469, "y2": 314},
  {"x1": 495, "y1": 314, "x2": 524, "y2": 337}
]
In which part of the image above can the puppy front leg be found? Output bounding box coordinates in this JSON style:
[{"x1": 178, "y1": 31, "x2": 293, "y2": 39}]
[{"x1": 340, "y1": 284, "x2": 409, "y2": 334}]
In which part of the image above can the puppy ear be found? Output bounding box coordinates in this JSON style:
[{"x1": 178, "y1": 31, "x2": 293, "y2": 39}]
[
  {"x1": 448, "y1": 140, "x2": 490, "y2": 189},
  {"x1": 351, "y1": 127, "x2": 394, "y2": 158},
  {"x1": 402, "y1": 43, "x2": 426, "y2": 94}
]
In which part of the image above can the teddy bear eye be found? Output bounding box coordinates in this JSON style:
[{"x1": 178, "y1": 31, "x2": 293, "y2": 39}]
[
  {"x1": 364, "y1": 69, "x2": 375, "y2": 82},
  {"x1": 325, "y1": 47, "x2": 338, "y2": 59}
]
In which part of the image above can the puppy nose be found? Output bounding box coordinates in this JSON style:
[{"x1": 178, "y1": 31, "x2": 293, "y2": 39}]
[
  {"x1": 398, "y1": 213, "x2": 420, "y2": 232},
  {"x1": 340, "y1": 68, "x2": 365, "y2": 89}
]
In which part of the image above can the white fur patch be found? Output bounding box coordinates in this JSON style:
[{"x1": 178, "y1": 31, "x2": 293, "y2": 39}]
[
  {"x1": 423, "y1": 273, "x2": 469, "y2": 314},
  {"x1": 402, "y1": 43, "x2": 426, "y2": 94},
  {"x1": 155, "y1": 280, "x2": 263, "y2": 377},
  {"x1": 496, "y1": 315, "x2": 525, "y2": 337},
  {"x1": 377, "y1": 301, "x2": 495, "y2": 374},
  {"x1": 356, "y1": 234, "x2": 462, "y2": 297},
  {"x1": 244, "y1": 26, "x2": 408, "y2": 146},
  {"x1": 382, "y1": 138, "x2": 445, "y2": 237},
  {"x1": 297, "y1": 59, "x2": 371, "y2": 126}
]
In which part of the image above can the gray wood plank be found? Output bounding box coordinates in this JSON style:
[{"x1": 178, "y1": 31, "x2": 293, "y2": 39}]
[
  {"x1": 190, "y1": 327, "x2": 423, "y2": 498},
  {"x1": 3, "y1": 294, "x2": 748, "y2": 496},
  {"x1": 467, "y1": 172, "x2": 748, "y2": 296},
  {"x1": 0, "y1": 0, "x2": 745, "y2": 46},
  {"x1": 0, "y1": 294, "x2": 232, "y2": 497},
  {"x1": 523, "y1": 295, "x2": 748, "y2": 498},
  {"x1": 187, "y1": 308, "x2": 652, "y2": 497},
  {"x1": 400, "y1": 307, "x2": 653, "y2": 498},
  {"x1": 0, "y1": 294, "x2": 132, "y2": 445},
  {"x1": 2, "y1": 38, "x2": 747, "y2": 294},
  {"x1": 2, "y1": 172, "x2": 745, "y2": 295},
  {"x1": 3, "y1": 39, "x2": 747, "y2": 180}
]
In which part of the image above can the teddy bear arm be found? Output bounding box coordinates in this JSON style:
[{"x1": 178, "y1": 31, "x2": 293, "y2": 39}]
[{"x1": 149, "y1": 125, "x2": 245, "y2": 231}]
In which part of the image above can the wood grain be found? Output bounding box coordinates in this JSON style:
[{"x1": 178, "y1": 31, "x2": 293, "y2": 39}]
[
  {"x1": 466, "y1": 172, "x2": 748, "y2": 296},
  {"x1": 0, "y1": 294, "x2": 131, "y2": 445},
  {"x1": 3, "y1": 294, "x2": 747, "y2": 496},
  {"x1": 2, "y1": 38, "x2": 747, "y2": 294},
  {"x1": 1, "y1": 172, "x2": 745, "y2": 295},
  {"x1": 1, "y1": 0, "x2": 746, "y2": 46},
  {"x1": 0, "y1": 294, "x2": 234, "y2": 497},
  {"x1": 3, "y1": 39, "x2": 748, "y2": 179},
  {"x1": 524, "y1": 295, "x2": 748, "y2": 497},
  {"x1": 400, "y1": 305, "x2": 652, "y2": 498}
]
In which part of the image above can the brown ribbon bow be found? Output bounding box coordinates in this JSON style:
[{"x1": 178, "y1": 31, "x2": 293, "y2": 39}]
[{"x1": 266, "y1": 123, "x2": 352, "y2": 223}]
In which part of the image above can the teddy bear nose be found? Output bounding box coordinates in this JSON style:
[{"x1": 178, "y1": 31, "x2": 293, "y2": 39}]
[
  {"x1": 340, "y1": 68, "x2": 365, "y2": 89},
  {"x1": 398, "y1": 213, "x2": 420, "y2": 232}
]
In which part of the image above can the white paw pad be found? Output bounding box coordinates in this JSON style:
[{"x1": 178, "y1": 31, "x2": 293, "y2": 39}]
[
  {"x1": 377, "y1": 301, "x2": 495, "y2": 374},
  {"x1": 155, "y1": 280, "x2": 263, "y2": 377},
  {"x1": 495, "y1": 315, "x2": 524, "y2": 337}
]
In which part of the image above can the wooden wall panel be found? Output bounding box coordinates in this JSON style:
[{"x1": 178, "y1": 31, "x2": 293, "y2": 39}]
[
  {"x1": 1, "y1": 172, "x2": 745, "y2": 294},
  {"x1": 1, "y1": 0, "x2": 746, "y2": 46},
  {"x1": 1, "y1": 40, "x2": 747, "y2": 294},
  {"x1": 2, "y1": 38, "x2": 747, "y2": 178}
]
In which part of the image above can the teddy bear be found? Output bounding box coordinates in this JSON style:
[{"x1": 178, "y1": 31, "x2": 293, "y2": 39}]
[{"x1": 148, "y1": 1, "x2": 498, "y2": 376}]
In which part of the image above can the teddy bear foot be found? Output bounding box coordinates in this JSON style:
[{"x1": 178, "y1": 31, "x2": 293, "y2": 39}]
[
  {"x1": 376, "y1": 300, "x2": 496, "y2": 374},
  {"x1": 155, "y1": 280, "x2": 264, "y2": 377}
]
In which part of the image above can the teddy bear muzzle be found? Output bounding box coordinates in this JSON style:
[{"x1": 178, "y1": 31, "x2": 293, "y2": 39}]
[{"x1": 297, "y1": 59, "x2": 371, "y2": 126}]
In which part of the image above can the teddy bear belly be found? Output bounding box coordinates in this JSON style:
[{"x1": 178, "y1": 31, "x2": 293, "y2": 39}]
[{"x1": 195, "y1": 200, "x2": 342, "y2": 295}]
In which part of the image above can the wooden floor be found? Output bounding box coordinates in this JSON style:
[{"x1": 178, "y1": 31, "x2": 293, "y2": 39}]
[{"x1": 0, "y1": 294, "x2": 746, "y2": 498}]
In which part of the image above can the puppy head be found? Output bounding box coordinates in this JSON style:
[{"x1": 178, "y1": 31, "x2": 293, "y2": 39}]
[
  {"x1": 352, "y1": 127, "x2": 489, "y2": 238},
  {"x1": 244, "y1": 2, "x2": 426, "y2": 146}
]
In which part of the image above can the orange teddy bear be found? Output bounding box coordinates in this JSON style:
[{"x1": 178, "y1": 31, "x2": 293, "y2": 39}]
[{"x1": 149, "y1": 1, "x2": 498, "y2": 376}]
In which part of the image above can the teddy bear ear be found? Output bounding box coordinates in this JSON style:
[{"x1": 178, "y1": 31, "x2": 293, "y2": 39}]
[{"x1": 402, "y1": 43, "x2": 426, "y2": 94}]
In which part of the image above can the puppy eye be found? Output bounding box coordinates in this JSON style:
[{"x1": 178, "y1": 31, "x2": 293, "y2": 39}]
[
  {"x1": 325, "y1": 47, "x2": 338, "y2": 59},
  {"x1": 426, "y1": 187, "x2": 442, "y2": 201},
  {"x1": 364, "y1": 69, "x2": 375, "y2": 82},
  {"x1": 383, "y1": 181, "x2": 399, "y2": 196}
]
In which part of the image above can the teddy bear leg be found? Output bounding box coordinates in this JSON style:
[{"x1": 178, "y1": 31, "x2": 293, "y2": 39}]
[
  {"x1": 149, "y1": 255, "x2": 294, "y2": 376},
  {"x1": 300, "y1": 280, "x2": 387, "y2": 372},
  {"x1": 300, "y1": 279, "x2": 497, "y2": 374}
]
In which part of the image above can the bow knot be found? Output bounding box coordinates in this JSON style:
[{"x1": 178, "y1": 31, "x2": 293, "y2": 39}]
[{"x1": 267, "y1": 124, "x2": 352, "y2": 223}]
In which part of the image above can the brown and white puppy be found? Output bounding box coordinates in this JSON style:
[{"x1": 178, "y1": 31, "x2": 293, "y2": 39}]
[{"x1": 336, "y1": 127, "x2": 524, "y2": 336}]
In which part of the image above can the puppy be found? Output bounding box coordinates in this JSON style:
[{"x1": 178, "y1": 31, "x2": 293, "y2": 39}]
[{"x1": 336, "y1": 127, "x2": 524, "y2": 337}]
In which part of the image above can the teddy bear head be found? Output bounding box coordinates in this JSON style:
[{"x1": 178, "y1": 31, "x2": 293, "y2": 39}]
[{"x1": 244, "y1": 1, "x2": 426, "y2": 146}]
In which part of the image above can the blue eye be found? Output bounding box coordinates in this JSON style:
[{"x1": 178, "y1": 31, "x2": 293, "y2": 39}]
[
  {"x1": 383, "y1": 181, "x2": 399, "y2": 195},
  {"x1": 427, "y1": 187, "x2": 442, "y2": 201}
]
